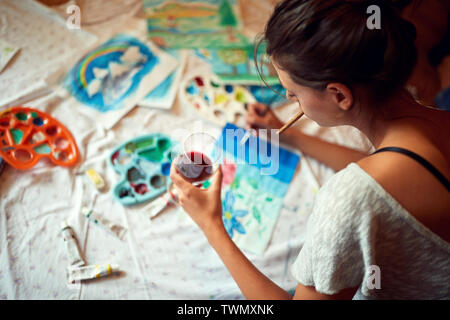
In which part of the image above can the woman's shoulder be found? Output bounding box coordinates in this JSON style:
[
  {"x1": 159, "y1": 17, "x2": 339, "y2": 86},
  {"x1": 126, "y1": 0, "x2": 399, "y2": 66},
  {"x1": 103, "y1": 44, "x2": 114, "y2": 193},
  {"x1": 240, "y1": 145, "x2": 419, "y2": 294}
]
[{"x1": 356, "y1": 151, "x2": 450, "y2": 243}]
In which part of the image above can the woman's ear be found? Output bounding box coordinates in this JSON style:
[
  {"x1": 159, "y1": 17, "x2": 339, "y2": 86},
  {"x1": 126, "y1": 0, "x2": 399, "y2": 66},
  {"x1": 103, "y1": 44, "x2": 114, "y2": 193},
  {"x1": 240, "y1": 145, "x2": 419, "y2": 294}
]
[{"x1": 326, "y1": 83, "x2": 354, "y2": 111}]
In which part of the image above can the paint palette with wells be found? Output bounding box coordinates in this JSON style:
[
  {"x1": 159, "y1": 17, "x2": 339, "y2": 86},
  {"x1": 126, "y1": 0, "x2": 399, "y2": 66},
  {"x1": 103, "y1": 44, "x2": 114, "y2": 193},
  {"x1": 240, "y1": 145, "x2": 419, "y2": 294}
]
[
  {"x1": 108, "y1": 134, "x2": 178, "y2": 206},
  {"x1": 181, "y1": 75, "x2": 256, "y2": 127},
  {"x1": 0, "y1": 107, "x2": 79, "y2": 170}
]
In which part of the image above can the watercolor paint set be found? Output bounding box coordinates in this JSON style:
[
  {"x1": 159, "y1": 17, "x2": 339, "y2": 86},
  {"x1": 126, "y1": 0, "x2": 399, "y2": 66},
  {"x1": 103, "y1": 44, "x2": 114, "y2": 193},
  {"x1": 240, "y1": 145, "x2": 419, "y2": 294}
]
[
  {"x1": 181, "y1": 74, "x2": 256, "y2": 127},
  {"x1": 0, "y1": 106, "x2": 79, "y2": 170},
  {"x1": 108, "y1": 134, "x2": 178, "y2": 206}
]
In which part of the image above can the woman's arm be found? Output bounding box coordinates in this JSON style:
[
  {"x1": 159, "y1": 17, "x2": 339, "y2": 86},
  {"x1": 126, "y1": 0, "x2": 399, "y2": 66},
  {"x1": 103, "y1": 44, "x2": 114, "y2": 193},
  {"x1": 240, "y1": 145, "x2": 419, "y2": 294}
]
[
  {"x1": 169, "y1": 163, "x2": 357, "y2": 300},
  {"x1": 246, "y1": 103, "x2": 368, "y2": 172},
  {"x1": 279, "y1": 127, "x2": 368, "y2": 172}
]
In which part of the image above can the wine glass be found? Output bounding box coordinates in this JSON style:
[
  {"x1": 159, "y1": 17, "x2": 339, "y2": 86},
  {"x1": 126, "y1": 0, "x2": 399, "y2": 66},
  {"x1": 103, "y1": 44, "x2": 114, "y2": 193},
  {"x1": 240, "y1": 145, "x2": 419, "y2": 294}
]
[{"x1": 168, "y1": 132, "x2": 222, "y2": 204}]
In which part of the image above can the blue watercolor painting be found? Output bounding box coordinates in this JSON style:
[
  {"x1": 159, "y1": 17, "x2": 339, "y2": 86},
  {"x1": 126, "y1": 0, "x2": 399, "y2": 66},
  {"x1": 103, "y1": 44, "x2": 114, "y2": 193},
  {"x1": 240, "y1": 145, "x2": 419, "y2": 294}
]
[
  {"x1": 63, "y1": 34, "x2": 160, "y2": 113},
  {"x1": 214, "y1": 123, "x2": 300, "y2": 254}
]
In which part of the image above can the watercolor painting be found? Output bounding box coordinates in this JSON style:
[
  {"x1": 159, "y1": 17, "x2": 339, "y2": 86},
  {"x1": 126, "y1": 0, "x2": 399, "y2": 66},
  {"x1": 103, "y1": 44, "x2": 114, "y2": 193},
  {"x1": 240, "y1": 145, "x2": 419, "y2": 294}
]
[
  {"x1": 62, "y1": 34, "x2": 178, "y2": 129},
  {"x1": 194, "y1": 46, "x2": 280, "y2": 85},
  {"x1": 143, "y1": 0, "x2": 249, "y2": 49},
  {"x1": 211, "y1": 123, "x2": 300, "y2": 254},
  {"x1": 139, "y1": 49, "x2": 187, "y2": 110}
]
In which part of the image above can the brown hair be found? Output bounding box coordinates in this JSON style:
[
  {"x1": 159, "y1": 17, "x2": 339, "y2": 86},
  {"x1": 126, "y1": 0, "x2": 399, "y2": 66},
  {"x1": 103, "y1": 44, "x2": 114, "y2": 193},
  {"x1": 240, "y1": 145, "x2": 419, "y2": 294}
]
[{"x1": 256, "y1": 0, "x2": 418, "y2": 102}]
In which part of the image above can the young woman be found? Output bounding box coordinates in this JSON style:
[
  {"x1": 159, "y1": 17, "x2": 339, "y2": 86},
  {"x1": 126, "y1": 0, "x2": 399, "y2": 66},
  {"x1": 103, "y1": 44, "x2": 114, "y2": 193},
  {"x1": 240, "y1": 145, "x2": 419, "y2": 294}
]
[{"x1": 170, "y1": 0, "x2": 450, "y2": 299}]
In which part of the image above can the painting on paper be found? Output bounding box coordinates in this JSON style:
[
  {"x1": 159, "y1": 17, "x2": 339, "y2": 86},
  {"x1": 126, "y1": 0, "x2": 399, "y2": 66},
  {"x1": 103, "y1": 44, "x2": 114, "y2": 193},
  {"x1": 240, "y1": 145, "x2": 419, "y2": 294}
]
[
  {"x1": 62, "y1": 34, "x2": 178, "y2": 129},
  {"x1": 139, "y1": 49, "x2": 187, "y2": 110},
  {"x1": 143, "y1": 0, "x2": 249, "y2": 49},
  {"x1": 194, "y1": 46, "x2": 280, "y2": 85},
  {"x1": 209, "y1": 123, "x2": 300, "y2": 255}
]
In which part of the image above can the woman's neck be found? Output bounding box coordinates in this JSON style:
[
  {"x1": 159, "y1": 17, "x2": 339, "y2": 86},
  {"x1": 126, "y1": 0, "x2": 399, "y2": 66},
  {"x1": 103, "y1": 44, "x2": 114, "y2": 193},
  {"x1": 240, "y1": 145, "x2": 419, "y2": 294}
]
[{"x1": 351, "y1": 90, "x2": 436, "y2": 149}]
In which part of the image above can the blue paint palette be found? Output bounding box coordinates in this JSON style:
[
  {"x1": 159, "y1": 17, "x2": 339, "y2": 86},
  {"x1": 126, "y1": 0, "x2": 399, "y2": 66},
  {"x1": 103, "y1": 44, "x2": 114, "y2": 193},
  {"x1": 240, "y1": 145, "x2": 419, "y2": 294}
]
[{"x1": 108, "y1": 134, "x2": 179, "y2": 206}]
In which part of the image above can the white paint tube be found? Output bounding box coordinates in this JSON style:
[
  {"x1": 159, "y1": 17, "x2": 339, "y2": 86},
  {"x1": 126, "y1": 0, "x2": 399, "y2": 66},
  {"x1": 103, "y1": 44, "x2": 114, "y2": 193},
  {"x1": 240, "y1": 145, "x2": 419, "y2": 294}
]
[
  {"x1": 61, "y1": 221, "x2": 86, "y2": 267},
  {"x1": 82, "y1": 207, "x2": 127, "y2": 240},
  {"x1": 66, "y1": 263, "x2": 119, "y2": 284},
  {"x1": 143, "y1": 187, "x2": 178, "y2": 219}
]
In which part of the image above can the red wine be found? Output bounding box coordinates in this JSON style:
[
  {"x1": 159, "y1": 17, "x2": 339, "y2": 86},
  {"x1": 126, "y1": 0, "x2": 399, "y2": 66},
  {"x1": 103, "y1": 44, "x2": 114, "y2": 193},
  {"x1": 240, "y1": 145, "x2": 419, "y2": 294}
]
[{"x1": 176, "y1": 151, "x2": 213, "y2": 182}]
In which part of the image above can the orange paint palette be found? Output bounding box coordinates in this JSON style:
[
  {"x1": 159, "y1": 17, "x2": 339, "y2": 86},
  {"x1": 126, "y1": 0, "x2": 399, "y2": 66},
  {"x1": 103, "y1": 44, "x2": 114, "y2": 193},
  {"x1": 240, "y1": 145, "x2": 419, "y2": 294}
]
[{"x1": 0, "y1": 107, "x2": 79, "y2": 170}]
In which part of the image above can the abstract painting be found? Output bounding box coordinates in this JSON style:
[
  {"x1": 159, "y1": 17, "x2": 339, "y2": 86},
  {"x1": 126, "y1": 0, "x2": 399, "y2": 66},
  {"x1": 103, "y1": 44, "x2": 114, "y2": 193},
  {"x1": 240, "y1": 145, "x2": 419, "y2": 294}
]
[
  {"x1": 143, "y1": 0, "x2": 249, "y2": 49},
  {"x1": 62, "y1": 34, "x2": 178, "y2": 129},
  {"x1": 210, "y1": 123, "x2": 300, "y2": 254}
]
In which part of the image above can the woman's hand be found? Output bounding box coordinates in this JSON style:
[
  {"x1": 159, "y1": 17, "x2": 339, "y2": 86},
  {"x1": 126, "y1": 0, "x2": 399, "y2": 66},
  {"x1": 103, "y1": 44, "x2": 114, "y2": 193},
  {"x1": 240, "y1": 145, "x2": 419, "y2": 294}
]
[
  {"x1": 169, "y1": 162, "x2": 224, "y2": 236},
  {"x1": 245, "y1": 102, "x2": 284, "y2": 131}
]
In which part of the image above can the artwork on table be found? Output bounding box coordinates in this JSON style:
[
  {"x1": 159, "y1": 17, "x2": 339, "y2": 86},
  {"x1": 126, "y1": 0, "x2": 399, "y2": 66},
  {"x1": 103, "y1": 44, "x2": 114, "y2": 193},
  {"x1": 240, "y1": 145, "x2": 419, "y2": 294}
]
[
  {"x1": 108, "y1": 134, "x2": 178, "y2": 206},
  {"x1": 194, "y1": 46, "x2": 280, "y2": 85},
  {"x1": 0, "y1": 107, "x2": 79, "y2": 170},
  {"x1": 143, "y1": 0, "x2": 249, "y2": 49},
  {"x1": 211, "y1": 123, "x2": 300, "y2": 254},
  {"x1": 180, "y1": 74, "x2": 256, "y2": 127},
  {"x1": 62, "y1": 34, "x2": 178, "y2": 129},
  {"x1": 0, "y1": 39, "x2": 19, "y2": 74},
  {"x1": 139, "y1": 49, "x2": 187, "y2": 110},
  {"x1": 248, "y1": 84, "x2": 288, "y2": 107}
]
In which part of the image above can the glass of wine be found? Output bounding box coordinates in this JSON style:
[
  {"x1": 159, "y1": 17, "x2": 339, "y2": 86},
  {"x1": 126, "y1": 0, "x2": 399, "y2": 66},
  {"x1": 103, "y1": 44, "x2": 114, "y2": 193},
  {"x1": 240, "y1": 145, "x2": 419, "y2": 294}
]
[{"x1": 168, "y1": 132, "x2": 222, "y2": 203}]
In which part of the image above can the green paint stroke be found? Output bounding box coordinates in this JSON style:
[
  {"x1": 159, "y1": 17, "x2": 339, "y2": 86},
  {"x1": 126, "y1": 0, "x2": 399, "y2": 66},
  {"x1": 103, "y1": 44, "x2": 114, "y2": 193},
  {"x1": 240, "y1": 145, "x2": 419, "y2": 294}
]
[
  {"x1": 252, "y1": 206, "x2": 261, "y2": 224},
  {"x1": 10, "y1": 128, "x2": 23, "y2": 144}
]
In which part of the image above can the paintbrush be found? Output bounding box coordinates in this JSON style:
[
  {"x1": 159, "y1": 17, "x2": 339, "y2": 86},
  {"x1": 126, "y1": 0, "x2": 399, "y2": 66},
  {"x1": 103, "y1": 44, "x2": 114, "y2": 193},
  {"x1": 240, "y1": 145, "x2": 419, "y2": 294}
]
[{"x1": 276, "y1": 110, "x2": 304, "y2": 135}]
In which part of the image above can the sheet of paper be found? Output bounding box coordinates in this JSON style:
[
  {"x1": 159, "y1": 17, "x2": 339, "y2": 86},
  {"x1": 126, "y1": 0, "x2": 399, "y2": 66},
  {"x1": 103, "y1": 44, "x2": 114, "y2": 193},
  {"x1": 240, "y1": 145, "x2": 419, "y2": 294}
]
[
  {"x1": 143, "y1": 0, "x2": 249, "y2": 49},
  {"x1": 61, "y1": 34, "x2": 178, "y2": 129},
  {"x1": 139, "y1": 49, "x2": 187, "y2": 110},
  {"x1": 214, "y1": 123, "x2": 300, "y2": 254},
  {"x1": 0, "y1": 0, "x2": 97, "y2": 108}
]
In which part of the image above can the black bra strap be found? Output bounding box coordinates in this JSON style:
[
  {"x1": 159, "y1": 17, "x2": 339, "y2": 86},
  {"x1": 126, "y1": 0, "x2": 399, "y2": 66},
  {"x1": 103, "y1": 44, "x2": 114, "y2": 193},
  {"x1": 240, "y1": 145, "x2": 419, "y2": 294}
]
[{"x1": 372, "y1": 147, "x2": 450, "y2": 192}]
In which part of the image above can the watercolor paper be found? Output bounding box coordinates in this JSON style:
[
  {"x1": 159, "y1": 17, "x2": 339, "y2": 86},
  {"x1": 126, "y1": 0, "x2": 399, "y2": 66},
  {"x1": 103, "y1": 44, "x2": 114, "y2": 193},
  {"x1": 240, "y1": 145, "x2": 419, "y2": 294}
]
[
  {"x1": 214, "y1": 123, "x2": 300, "y2": 254},
  {"x1": 139, "y1": 50, "x2": 187, "y2": 110},
  {"x1": 144, "y1": 0, "x2": 249, "y2": 49},
  {"x1": 62, "y1": 34, "x2": 178, "y2": 129}
]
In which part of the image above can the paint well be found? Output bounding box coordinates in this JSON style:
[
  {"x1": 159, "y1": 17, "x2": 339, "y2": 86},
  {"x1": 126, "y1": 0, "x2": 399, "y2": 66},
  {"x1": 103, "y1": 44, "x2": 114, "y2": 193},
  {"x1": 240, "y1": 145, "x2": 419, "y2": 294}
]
[
  {"x1": 46, "y1": 126, "x2": 58, "y2": 136},
  {"x1": 138, "y1": 149, "x2": 164, "y2": 162},
  {"x1": 10, "y1": 128, "x2": 23, "y2": 144},
  {"x1": 34, "y1": 143, "x2": 51, "y2": 155},
  {"x1": 14, "y1": 149, "x2": 32, "y2": 162},
  {"x1": 32, "y1": 117, "x2": 44, "y2": 126},
  {"x1": 135, "y1": 138, "x2": 155, "y2": 149},
  {"x1": 127, "y1": 167, "x2": 145, "y2": 182},
  {"x1": 150, "y1": 175, "x2": 166, "y2": 189},
  {"x1": 157, "y1": 139, "x2": 171, "y2": 152},
  {"x1": 15, "y1": 112, "x2": 28, "y2": 121}
]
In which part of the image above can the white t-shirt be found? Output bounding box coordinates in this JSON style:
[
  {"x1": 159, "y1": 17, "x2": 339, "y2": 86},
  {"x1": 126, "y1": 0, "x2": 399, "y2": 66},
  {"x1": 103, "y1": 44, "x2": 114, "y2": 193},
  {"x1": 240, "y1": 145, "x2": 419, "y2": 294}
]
[{"x1": 290, "y1": 163, "x2": 450, "y2": 300}]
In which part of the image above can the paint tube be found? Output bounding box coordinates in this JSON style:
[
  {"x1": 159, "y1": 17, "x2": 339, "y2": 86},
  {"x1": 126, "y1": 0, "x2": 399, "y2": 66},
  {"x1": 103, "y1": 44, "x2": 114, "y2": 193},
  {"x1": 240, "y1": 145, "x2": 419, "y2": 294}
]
[
  {"x1": 143, "y1": 187, "x2": 178, "y2": 219},
  {"x1": 82, "y1": 207, "x2": 127, "y2": 240},
  {"x1": 66, "y1": 263, "x2": 119, "y2": 284},
  {"x1": 61, "y1": 221, "x2": 86, "y2": 267},
  {"x1": 85, "y1": 168, "x2": 106, "y2": 191}
]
